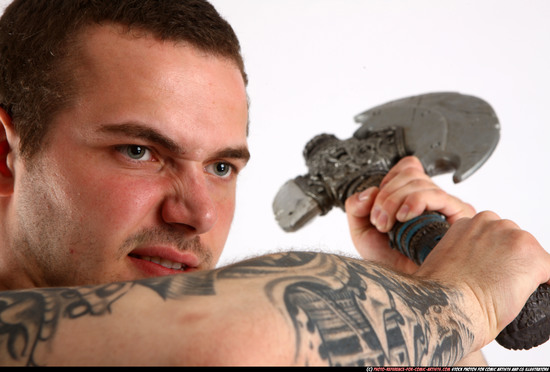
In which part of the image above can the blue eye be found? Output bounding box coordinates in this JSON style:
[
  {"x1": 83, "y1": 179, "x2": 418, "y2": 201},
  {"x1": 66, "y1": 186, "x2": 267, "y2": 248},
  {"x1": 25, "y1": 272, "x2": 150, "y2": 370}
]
[{"x1": 206, "y1": 162, "x2": 233, "y2": 178}]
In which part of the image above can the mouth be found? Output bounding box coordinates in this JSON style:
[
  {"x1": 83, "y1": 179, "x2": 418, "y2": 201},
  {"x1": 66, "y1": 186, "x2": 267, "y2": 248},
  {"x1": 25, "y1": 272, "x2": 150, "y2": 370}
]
[
  {"x1": 127, "y1": 245, "x2": 202, "y2": 276},
  {"x1": 128, "y1": 253, "x2": 190, "y2": 271}
]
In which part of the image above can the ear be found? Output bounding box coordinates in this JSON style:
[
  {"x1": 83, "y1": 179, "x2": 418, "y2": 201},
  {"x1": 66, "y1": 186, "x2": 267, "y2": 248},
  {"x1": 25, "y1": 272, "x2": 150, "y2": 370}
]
[{"x1": 0, "y1": 107, "x2": 15, "y2": 196}]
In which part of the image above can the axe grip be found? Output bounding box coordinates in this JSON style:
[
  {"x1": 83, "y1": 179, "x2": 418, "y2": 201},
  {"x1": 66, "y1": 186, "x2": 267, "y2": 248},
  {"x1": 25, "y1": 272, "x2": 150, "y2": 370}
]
[
  {"x1": 389, "y1": 213, "x2": 550, "y2": 350},
  {"x1": 388, "y1": 212, "x2": 448, "y2": 266}
]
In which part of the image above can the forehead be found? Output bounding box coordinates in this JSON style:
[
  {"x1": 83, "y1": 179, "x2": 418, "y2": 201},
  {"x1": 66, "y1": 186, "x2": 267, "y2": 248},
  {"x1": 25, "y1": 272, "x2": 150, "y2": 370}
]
[
  {"x1": 74, "y1": 23, "x2": 246, "y2": 99},
  {"x1": 59, "y1": 24, "x2": 249, "y2": 151}
]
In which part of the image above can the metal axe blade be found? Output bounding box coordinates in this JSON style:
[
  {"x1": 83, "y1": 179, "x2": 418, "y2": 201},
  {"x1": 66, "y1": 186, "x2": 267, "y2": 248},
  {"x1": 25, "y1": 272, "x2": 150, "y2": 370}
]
[
  {"x1": 354, "y1": 92, "x2": 500, "y2": 183},
  {"x1": 273, "y1": 92, "x2": 500, "y2": 232}
]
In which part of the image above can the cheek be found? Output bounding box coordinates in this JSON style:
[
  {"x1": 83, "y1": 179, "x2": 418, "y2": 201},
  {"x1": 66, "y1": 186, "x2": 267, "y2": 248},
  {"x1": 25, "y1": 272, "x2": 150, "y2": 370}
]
[
  {"x1": 217, "y1": 197, "x2": 236, "y2": 229},
  {"x1": 209, "y1": 195, "x2": 236, "y2": 258},
  {"x1": 77, "y1": 174, "x2": 161, "y2": 230}
]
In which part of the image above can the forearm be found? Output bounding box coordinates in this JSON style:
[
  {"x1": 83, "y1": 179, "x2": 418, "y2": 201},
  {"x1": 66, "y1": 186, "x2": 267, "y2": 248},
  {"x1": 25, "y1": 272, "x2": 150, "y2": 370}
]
[
  {"x1": 256, "y1": 252, "x2": 477, "y2": 366},
  {"x1": 0, "y1": 252, "x2": 478, "y2": 366}
]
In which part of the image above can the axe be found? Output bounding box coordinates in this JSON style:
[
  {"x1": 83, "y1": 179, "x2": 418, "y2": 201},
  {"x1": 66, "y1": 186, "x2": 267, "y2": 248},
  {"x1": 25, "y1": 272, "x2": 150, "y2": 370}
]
[{"x1": 272, "y1": 92, "x2": 550, "y2": 350}]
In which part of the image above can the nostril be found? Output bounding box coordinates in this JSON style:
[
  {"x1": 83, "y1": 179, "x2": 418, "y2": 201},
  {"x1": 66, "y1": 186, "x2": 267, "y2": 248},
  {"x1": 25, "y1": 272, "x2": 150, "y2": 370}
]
[{"x1": 161, "y1": 195, "x2": 217, "y2": 235}]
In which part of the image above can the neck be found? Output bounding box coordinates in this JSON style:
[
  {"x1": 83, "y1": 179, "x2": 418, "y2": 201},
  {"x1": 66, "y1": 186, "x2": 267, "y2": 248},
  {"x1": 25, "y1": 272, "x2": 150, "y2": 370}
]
[{"x1": 0, "y1": 207, "x2": 38, "y2": 291}]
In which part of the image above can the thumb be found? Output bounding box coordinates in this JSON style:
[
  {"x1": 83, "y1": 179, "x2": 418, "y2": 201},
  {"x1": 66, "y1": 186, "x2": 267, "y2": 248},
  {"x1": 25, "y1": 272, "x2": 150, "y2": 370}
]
[
  {"x1": 345, "y1": 187, "x2": 378, "y2": 229},
  {"x1": 345, "y1": 187, "x2": 380, "y2": 248}
]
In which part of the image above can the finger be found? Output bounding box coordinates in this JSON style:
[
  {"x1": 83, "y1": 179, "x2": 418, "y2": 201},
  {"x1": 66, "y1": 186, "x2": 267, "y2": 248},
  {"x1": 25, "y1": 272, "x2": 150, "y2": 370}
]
[
  {"x1": 345, "y1": 187, "x2": 378, "y2": 236},
  {"x1": 371, "y1": 158, "x2": 432, "y2": 231},
  {"x1": 379, "y1": 156, "x2": 425, "y2": 189},
  {"x1": 388, "y1": 183, "x2": 475, "y2": 224},
  {"x1": 378, "y1": 159, "x2": 432, "y2": 200},
  {"x1": 346, "y1": 188, "x2": 420, "y2": 274},
  {"x1": 346, "y1": 188, "x2": 416, "y2": 272},
  {"x1": 346, "y1": 187, "x2": 383, "y2": 258},
  {"x1": 372, "y1": 162, "x2": 475, "y2": 231},
  {"x1": 371, "y1": 177, "x2": 437, "y2": 232}
]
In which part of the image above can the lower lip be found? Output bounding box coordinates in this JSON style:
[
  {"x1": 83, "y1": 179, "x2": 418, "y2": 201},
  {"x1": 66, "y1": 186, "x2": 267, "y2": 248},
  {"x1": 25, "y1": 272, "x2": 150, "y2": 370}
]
[{"x1": 128, "y1": 255, "x2": 197, "y2": 277}]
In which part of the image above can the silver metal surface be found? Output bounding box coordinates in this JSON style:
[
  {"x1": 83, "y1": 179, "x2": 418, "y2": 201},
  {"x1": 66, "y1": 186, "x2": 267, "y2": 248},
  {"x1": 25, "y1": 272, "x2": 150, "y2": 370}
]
[{"x1": 273, "y1": 92, "x2": 500, "y2": 232}]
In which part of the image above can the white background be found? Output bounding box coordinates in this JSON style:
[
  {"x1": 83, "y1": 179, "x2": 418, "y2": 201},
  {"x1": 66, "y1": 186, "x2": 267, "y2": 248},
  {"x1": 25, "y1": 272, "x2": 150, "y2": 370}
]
[
  {"x1": 2, "y1": 0, "x2": 548, "y2": 367},
  {"x1": 209, "y1": 0, "x2": 550, "y2": 366}
]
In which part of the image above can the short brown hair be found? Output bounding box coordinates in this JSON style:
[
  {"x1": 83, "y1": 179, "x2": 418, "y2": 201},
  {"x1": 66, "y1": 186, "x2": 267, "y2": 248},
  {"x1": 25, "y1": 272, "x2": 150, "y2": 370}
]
[{"x1": 0, "y1": 0, "x2": 247, "y2": 159}]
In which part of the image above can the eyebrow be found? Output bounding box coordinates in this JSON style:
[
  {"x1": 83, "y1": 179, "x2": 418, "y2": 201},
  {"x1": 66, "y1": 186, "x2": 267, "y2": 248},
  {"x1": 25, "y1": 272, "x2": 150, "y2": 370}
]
[
  {"x1": 97, "y1": 122, "x2": 250, "y2": 163},
  {"x1": 214, "y1": 147, "x2": 251, "y2": 164}
]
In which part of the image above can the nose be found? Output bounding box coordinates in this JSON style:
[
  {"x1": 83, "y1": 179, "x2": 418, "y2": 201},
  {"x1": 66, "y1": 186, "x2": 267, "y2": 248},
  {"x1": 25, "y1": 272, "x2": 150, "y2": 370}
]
[{"x1": 161, "y1": 171, "x2": 218, "y2": 235}]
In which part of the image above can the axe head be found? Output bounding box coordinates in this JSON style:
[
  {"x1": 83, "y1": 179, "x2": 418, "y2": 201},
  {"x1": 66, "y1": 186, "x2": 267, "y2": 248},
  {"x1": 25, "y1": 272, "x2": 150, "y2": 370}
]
[
  {"x1": 354, "y1": 92, "x2": 500, "y2": 183},
  {"x1": 273, "y1": 92, "x2": 500, "y2": 232}
]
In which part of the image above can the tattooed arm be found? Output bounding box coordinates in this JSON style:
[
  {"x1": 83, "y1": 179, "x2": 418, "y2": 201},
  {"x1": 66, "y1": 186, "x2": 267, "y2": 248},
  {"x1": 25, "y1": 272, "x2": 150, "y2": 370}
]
[
  {"x1": 1, "y1": 213, "x2": 548, "y2": 366},
  {"x1": 0, "y1": 253, "x2": 473, "y2": 366}
]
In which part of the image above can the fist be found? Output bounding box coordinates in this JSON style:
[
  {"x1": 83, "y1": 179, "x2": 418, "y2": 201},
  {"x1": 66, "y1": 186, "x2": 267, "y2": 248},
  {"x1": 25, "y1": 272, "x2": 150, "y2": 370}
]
[{"x1": 345, "y1": 156, "x2": 475, "y2": 273}]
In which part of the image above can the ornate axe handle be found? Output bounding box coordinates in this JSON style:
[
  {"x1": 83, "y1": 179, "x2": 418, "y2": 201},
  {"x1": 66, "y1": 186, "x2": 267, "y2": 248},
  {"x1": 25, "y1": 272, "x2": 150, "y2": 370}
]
[{"x1": 272, "y1": 92, "x2": 550, "y2": 350}]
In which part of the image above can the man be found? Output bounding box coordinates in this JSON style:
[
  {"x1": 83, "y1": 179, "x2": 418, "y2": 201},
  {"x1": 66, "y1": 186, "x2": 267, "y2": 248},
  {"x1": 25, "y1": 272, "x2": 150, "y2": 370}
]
[{"x1": 0, "y1": 0, "x2": 548, "y2": 366}]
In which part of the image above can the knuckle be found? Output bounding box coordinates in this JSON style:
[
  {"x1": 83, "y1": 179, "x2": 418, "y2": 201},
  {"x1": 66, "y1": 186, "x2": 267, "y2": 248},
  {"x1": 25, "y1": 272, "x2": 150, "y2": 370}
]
[
  {"x1": 507, "y1": 228, "x2": 537, "y2": 247},
  {"x1": 381, "y1": 196, "x2": 400, "y2": 212},
  {"x1": 482, "y1": 216, "x2": 540, "y2": 253},
  {"x1": 430, "y1": 186, "x2": 447, "y2": 198},
  {"x1": 495, "y1": 217, "x2": 520, "y2": 230},
  {"x1": 474, "y1": 210, "x2": 501, "y2": 222},
  {"x1": 376, "y1": 187, "x2": 390, "y2": 200},
  {"x1": 453, "y1": 216, "x2": 471, "y2": 225},
  {"x1": 401, "y1": 166, "x2": 428, "y2": 180},
  {"x1": 501, "y1": 229, "x2": 540, "y2": 260},
  {"x1": 400, "y1": 155, "x2": 423, "y2": 169},
  {"x1": 403, "y1": 182, "x2": 440, "y2": 204},
  {"x1": 407, "y1": 177, "x2": 433, "y2": 188},
  {"x1": 402, "y1": 190, "x2": 425, "y2": 207},
  {"x1": 463, "y1": 202, "x2": 476, "y2": 215}
]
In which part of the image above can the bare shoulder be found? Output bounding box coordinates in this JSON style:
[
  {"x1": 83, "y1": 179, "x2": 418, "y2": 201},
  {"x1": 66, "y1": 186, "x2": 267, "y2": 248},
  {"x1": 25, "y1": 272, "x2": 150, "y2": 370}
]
[{"x1": 0, "y1": 252, "x2": 475, "y2": 366}]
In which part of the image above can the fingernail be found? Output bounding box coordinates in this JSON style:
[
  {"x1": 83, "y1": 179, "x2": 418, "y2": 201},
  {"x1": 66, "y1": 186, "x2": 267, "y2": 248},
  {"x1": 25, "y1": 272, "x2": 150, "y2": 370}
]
[
  {"x1": 371, "y1": 206, "x2": 381, "y2": 225},
  {"x1": 396, "y1": 205, "x2": 410, "y2": 221},
  {"x1": 376, "y1": 211, "x2": 388, "y2": 231},
  {"x1": 358, "y1": 187, "x2": 376, "y2": 201}
]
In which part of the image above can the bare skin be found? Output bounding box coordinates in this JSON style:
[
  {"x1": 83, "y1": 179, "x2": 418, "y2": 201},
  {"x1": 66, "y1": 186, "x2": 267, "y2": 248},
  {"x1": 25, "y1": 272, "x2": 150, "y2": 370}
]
[
  {"x1": 0, "y1": 25, "x2": 549, "y2": 366},
  {"x1": 346, "y1": 156, "x2": 476, "y2": 274},
  {"x1": 345, "y1": 156, "x2": 485, "y2": 365},
  {"x1": 0, "y1": 24, "x2": 250, "y2": 289},
  {"x1": 1, "y1": 218, "x2": 548, "y2": 366}
]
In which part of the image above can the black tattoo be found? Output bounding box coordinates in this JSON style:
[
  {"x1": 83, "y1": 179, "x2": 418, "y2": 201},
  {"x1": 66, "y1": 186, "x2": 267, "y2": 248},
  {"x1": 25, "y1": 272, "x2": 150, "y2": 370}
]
[
  {"x1": 0, "y1": 252, "x2": 473, "y2": 366},
  {"x1": 0, "y1": 282, "x2": 132, "y2": 366},
  {"x1": 136, "y1": 270, "x2": 216, "y2": 299},
  {"x1": 219, "y1": 252, "x2": 473, "y2": 366}
]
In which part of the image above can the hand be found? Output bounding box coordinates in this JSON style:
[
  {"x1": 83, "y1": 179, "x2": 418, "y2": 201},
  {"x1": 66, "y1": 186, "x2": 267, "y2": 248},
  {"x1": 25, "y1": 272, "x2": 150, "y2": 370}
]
[
  {"x1": 345, "y1": 156, "x2": 475, "y2": 274},
  {"x1": 415, "y1": 211, "x2": 550, "y2": 350}
]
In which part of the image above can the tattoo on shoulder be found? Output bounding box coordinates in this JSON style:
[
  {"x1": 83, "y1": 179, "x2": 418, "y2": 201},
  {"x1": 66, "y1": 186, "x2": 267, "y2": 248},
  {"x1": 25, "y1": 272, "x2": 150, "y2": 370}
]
[
  {"x1": 0, "y1": 252, "x2": 473, "y2": 366},
  {"x1": 221, "y1": 252, "x2": 474, "y2": 366}
]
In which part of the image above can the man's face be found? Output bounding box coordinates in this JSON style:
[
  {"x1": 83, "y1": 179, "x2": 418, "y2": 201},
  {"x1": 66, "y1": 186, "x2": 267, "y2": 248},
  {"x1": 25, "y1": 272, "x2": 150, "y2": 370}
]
[{"x1": 8, "y1": 25, "x2": 249, "y2": 287}]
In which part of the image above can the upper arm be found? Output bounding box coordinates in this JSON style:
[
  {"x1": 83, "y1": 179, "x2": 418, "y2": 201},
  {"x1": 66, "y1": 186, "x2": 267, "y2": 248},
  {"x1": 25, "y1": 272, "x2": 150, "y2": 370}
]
[
  {"x1": 1, "y1": 279, "x2": 295, "y2": 366},
  {"x1": 0, "y1": 252, "x2": 476, "y2": 366}
]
